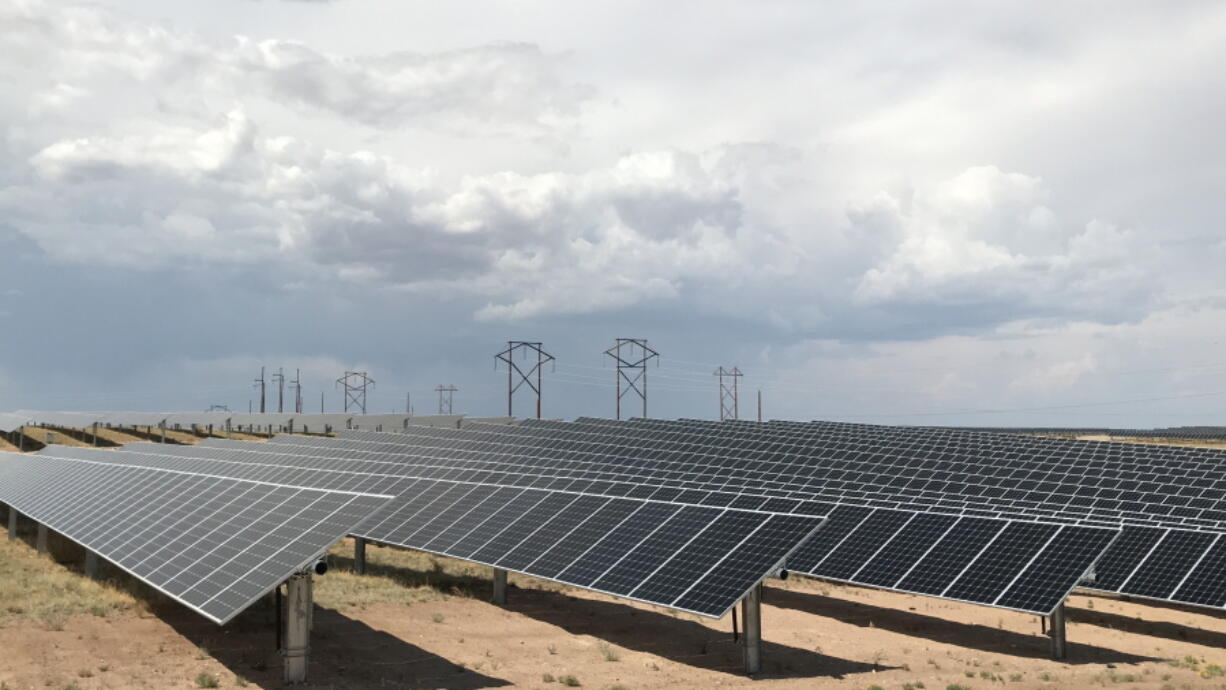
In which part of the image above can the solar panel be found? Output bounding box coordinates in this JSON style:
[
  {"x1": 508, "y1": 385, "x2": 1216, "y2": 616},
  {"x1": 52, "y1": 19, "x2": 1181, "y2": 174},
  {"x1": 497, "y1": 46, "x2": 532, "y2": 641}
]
[
  {"x1": 29, "y1": 445, "x2": 825, "y2": 618},
  {"x1": 100, "y1": 431, "x2": 1117, "y2": 616},
  {"x1": 0, "y1": 451, "x2": 390, "y2": 623}
]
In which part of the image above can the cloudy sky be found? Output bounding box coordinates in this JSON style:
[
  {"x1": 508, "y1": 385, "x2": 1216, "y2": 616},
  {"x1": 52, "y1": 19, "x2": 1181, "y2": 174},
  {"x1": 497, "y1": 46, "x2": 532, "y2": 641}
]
[{"x1": 1, "y1": 0, "x2": 1224, "y2": 426}]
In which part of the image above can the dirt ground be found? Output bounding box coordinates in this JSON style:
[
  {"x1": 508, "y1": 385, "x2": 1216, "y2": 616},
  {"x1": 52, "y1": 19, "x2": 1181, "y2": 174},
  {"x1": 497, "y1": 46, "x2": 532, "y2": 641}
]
[
  {"x1": 1075, "y1": 434, "x2": 1226, "y2": 451},
  {"x1": 0, "y1": 436, "x2": 17, "y2": 452},
  {"x1": 3, "y1": 534, "x2": 1226, "y2": 690},
  {"x1": 17, "y1": 426, "x2": 89, "y2": 447}
]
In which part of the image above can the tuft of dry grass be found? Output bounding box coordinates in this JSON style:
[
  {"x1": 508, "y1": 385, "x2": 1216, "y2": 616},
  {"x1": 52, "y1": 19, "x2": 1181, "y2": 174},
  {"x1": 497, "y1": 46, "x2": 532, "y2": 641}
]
[
  {"x1": 0, "y1": 535, "x2": 146, "y2": 628},
  {"x1": 316, "y1": 539, "x2": 565, "y2": 612}
]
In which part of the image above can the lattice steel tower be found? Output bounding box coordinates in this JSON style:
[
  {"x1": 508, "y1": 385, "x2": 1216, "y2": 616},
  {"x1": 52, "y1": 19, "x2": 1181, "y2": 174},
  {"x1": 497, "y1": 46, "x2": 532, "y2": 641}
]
[
  {"x1": 605, "y1": 338, "x2": 660, "y2": 420},
  {"x1": 495, "y1": 342, "x2": 554, "y2": 419},
  {"x1": 435, "y1": 384, "x2": 458, "y2": 414},
  {"x1": 714, "y1": 366, "x2": 743, "y2": 421},
  {"x1": 336, "y1": 371, "x2": 375, "y2": 414},
  {"x1": 253, "y1": 366, "x2": 266, "y2": 414},
  {"x1": 272, "y1": 368, "x2": 286, "y2": 413}
]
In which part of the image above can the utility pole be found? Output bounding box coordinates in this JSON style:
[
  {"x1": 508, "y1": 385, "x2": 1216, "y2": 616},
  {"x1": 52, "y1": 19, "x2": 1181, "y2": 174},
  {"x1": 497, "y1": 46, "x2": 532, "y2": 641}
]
[
  {"x1": 289, "y1": 369, "x2": 303, "y2": 414},
  {"x1": 714, "y1": 367, "x2": 744, "y2": 421},
  {"x1": 494, "y1": 342, "x2": 554, "y2": 419},
  {"x1": 320, "y1": 391, "x2": 324, "y2": 414},
  {"x1": 605, "y1": 339, "x2": 659, "y2": 420},
  {"x1": 757, "y1": 390, "x2": 762, "y2": 422},
  {"x1": 336, "y1": 371, "x2": 375, "y2": 414},
  {"x1": 253, "y1": 366, "x2": 266, "y2": 413},
  {"x1": 435, "y1": 385, "x2": 458, "y2": 414}
]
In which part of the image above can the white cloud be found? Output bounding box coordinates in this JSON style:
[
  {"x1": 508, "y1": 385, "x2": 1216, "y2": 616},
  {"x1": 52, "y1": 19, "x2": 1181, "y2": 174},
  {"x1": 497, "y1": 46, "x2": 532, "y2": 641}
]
[
  {"x1": 0, "y1": 0, "x2": 590, "y2": 137},
  {"x1": 1010, "y1": 354, "x2": 1100, "y2": 393},
  {"x1": 851, "y1": 166, "x2": 1159, "y2": 323}
]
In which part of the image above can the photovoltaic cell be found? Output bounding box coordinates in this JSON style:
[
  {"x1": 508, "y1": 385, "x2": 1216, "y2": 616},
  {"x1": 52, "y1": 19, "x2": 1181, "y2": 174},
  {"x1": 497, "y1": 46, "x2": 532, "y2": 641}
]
[
  {"x1": 854, "y1": 513, "x2": 959, "y2": 588},
  {"x1": 1090, "y1": 527, "x2": 1167, "y2": 590},
  {"x1": 943, "y1": 522, "x2": 1057, "y2": 604},
  {"x1": 897, "y1": 518, "x2": 1005, "y2": 595},
  {"x1": 497, "y1": 495, "x2": 612, "y2": 572},
  {"x1": 996, "y1": 527, "x2": 1119, "y2": 614},
  {"x1": 674, "y1": 514, "x2": 824, "y2": 616},
  {"x1": 1121, "y1": 530, "x2": 1218, "y2": 600},
  {"x1": 809, "y1": 510, "x2": 915, "y2": 580},
  {"x1": 1172, "y1": 535, "x2": 1226, "y2": 607},
  {"x1": 592, "y1": 506, "x2": 722, "y2": 595},
  {"x1": 558, "y1": 503, "x2": 681, "y2": 587},
  {"x1": 630, "y1": 511, "x2": 764, "y2": 605},
  {"x1": 526, "y1": 499, "x2": 643, "y2": 579},
  {"x1": 785, "y1": 505, "x2": 872, "y2": 572}
]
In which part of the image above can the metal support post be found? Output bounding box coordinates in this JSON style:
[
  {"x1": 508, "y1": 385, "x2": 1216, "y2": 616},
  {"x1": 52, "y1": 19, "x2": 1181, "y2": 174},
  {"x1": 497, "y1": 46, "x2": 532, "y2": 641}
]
[
  {"x1": 742, "y1": 584, "x2": 762, "y2": 674},
  {"x1": 7, "y1": 508, "x2": 16, "y2": 541},
  {"x1": 36, "y1": 523, "x2": 48, "y2": 554},
  {"x1": 492, "y1": 568, "x2": 508, "y2": 605},
  {"x1": 1049, "y1": 601, "x2": 1067, "y2": 660},
  {"x1": 84, "y1": 550, "x2": 98, "y2": 579},
  {"x1": 283, "y1": 572, "x2": 312, "y2": 683},
  {"x1": 92, "y1": 422, "x2": 99, "y2": 447},
  {"x1": 353, "y1": 538, "x2": 366, "y2": 575}
]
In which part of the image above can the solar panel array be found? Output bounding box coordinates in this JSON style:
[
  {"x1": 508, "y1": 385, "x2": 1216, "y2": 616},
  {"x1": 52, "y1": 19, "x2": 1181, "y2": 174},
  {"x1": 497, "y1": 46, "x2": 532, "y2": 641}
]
[
  {"x1": 150, "y1": 425, "x2": 1122, "y2": 616},
  {"x1": 538, "y1": 417, "x2": 1226, "y2": 610},
  {"x1": 0, "y1": 450, "x2": 390, "y2": 623},
  {"x1": 315, "y1": 416, "x2": 1226, "y2": 611},
  {"x1": 34, "y1": 443, "x2": 824, "y2": 618}
]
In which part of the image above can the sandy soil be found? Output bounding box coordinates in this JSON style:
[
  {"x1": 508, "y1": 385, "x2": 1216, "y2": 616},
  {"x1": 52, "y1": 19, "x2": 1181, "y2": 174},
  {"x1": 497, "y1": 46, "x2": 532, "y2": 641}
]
[
  {"x1": 0, "y1": 436, "x2": 17, "y2": 452},
  {"x1": 4, "y1": 538, "x2": 1226, "y2": 690}
]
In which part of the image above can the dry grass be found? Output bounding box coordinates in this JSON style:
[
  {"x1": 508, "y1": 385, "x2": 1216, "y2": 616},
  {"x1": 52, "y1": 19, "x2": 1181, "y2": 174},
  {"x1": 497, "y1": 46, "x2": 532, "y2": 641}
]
[
  {"x1": 0, "y1": 533, "x2": 148, "y2": 629},
  {"x1": 18, "y1": 427, "x2": 88, "y2": 447},
  {"x1": 315, "y1": 539, "x2": 561, "y2": 611}
]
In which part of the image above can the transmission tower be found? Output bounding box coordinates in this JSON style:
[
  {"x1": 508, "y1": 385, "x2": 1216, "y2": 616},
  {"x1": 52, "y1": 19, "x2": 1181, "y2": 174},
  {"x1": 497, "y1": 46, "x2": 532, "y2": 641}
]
[
  {"x1": 253, "y1": 366, "x2": 266, "y2": 413},
  {"x1": 272, "y1": 368, "x2": 286, "y2": 413},
  {"x1": 605, "y1": 339, "x2": 659, "y2": 420},
  {"x1": 290, "y1": 368, "x2": 304, "y2": 413},
  {"x1": 714, "y1": 367, "x2": 743, "y2": 421},
  {"x1": 494, "y1": 342, "x2": 554, "y2": 419},
  {"x1": 336, "y1": 371, "x2": 375, "y2": 414},
  {"x1": 435, "y1": 385, "x2": 458, "y2": 414}
]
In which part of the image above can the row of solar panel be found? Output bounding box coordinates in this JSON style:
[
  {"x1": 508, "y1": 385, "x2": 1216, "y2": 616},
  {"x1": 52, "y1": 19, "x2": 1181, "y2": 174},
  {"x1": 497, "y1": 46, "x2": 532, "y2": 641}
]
[
  {"x1": 343, "y1": 421, "x2": 1226, "y2": 610},
  {"x1": 543, "y1": 417, "x2": 1226, "y2": 532},
  {"x1": 0, "y1": 452, "x2": 389, "y2": 623},
  {"x1": 541, "y1": 418, "x2": 1226, "y2": 609},
  {"x1": 576, "y1": 417, "x2": 1226, "y2": 529},
  {"x1": 181, "y1": 429, "x2": 1126, "y2": 616},
  {"x1": 36, "y1": 444, "x2": 825, "y2": 618}
]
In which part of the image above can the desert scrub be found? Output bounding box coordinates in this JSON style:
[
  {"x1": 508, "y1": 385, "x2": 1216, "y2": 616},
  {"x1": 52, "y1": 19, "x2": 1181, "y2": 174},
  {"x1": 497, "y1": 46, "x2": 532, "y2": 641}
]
[{"x1": 0, "y1": 537, "x2": 142, "y2": 627}]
